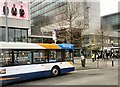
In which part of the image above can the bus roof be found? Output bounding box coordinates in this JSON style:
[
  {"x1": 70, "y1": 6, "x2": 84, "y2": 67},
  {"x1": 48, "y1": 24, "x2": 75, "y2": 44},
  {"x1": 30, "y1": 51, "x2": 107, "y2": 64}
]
[{"x1": 0, "y1": 42, "x2": 74, "y2": 50}]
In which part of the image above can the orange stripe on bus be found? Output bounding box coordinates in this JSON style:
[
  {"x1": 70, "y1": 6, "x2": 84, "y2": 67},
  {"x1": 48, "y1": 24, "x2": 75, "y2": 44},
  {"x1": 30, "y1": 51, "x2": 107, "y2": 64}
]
[
  {"x1": 68, "y1": 61, "x2": 73, "y2": 65},
  {"x1": 0, "y1": 77, "x2": 18, "y2": 81},
  {"x1": 37, "y1": 43, "x2": 61, "y2": 49}
]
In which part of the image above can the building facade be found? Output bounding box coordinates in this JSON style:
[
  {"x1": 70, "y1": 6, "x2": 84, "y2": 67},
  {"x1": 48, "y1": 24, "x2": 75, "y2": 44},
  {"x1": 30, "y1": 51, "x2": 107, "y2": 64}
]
[
  {"x1": 30, "y1": 0, "x2": 100, "y2": 41},
  {"x1": 101, "y1": 12, "x2": 120, "y2": 48},
  {"x1": 30, "y1": 0, "x2": 68, "y2": 35},
  {"x1": 0, "y1": 0, "x2": 30, "y2": 43},
  {"x1": 102, "y1": 12, "x2": 120, "y2": 32},
  {"x1": 0, "y1": 17, "x2": 29, "y2": 42}
]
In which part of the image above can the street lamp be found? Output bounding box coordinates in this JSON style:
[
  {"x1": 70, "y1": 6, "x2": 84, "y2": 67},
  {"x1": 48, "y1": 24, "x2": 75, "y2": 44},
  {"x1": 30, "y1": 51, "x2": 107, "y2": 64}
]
[
  {"x1": 5, "y1": 1, "x2": 8, "y2": 42},
  {"x1": 111, "y1": 41, "x2": 114, "y2": 67},
  {"x1": 41, "y1": 28, "x2": 44, "y2": 43}
]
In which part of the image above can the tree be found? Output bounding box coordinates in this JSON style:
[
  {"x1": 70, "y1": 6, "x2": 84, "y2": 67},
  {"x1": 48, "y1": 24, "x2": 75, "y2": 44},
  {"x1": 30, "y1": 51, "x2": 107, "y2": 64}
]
[
  {"x1": 60, "y1": 2, "x2": 89, "y2": 47},
  {"x1": 63, "y1": 2, "x2": 82, "y2": 44}
]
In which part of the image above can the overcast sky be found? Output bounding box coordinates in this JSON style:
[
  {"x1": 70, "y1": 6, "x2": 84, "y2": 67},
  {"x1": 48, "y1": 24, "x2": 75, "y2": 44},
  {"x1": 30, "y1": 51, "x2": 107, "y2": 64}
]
[{"x1": 100, "y1": 0, "x2": 120, "y2": 16}]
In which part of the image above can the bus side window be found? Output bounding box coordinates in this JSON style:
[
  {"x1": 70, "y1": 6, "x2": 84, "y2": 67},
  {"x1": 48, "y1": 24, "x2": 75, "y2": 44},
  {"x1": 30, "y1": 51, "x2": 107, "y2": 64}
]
[
  {"x1": 65, "y1": 50, "x2": 73, "y2": 61},
  {"x1": 56, "y1": 51, "x2": 62, "y2": 62},
  {"x1": 33, "y1": 51, "x2": 47, "y2": 64},
  {"x1": 14, "y1": 51, "x2": 32, "y2": 65},
  {"x1": 40, "y1": 51, "x2": 46, "y2": 63},
  {"x1": 33, "y1": 52, "x2": 41, "y2": 64},
  {"x1": 49, "y1": 50, "x2": 56, "y2": 62},
  {"x1": 1, "y1": 50, "x2": 13, "y2": 66}
]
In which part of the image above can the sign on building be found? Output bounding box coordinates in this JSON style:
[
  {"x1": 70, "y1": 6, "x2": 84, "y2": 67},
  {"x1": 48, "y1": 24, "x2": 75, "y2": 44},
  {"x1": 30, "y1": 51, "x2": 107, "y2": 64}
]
[{"x1": 0, "y1": 0, "x2": 29, "y2": 20}]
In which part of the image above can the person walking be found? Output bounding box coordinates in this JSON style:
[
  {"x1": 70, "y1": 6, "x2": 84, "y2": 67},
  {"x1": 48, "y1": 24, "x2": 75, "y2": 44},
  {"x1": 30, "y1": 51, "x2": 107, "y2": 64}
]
[
  {"x1": 81, "y1": 54, "x2": 85, "y2": 67},
  {"x1": 96, "y1": 53, "x2": 98, "y2": 60},
  {"x1": 91, "y1": 53, "x2": 95, "y2": 62}
]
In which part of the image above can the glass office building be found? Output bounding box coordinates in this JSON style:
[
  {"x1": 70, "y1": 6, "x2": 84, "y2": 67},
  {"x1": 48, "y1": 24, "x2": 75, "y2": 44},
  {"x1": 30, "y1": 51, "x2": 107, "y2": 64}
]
[
  {"x1": 102, "y1": 12, "x2": 120, "y2": 31},
  {"x1": 30, "y1": 0, "x2": 100, "y2": 36},
  {"x1": 30, "y1": 0, "x2": 68, "y2": 35},
  {"x1": 30, "y1": 0, "x2": 67, "y2": 20}
]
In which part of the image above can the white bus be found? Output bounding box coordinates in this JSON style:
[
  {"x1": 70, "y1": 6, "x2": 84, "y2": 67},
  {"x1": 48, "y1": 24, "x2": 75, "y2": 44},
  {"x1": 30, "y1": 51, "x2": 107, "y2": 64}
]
[{"x1": 0, "y1": 42, "x2": 74, "y2": 85}]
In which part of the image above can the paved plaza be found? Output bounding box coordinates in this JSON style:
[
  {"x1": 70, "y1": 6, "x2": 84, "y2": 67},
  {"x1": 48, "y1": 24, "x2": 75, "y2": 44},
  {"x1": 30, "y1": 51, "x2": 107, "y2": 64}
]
[{"x1": 73, "y1": 57, "x2": 118, "y2": 70}]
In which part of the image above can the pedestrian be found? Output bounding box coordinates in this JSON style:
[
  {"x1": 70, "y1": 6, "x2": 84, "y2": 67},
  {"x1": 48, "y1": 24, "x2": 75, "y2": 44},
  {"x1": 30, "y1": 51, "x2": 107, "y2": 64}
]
[
  {"x1": 96, "y1": 53, "x2": 98, "y2": 60},
  {"x1": 3, "y1": 2, "x2": 9, "y2": 15},
  {"x1": 97, "y1": 52, "x2": 100, "y2": 59},
  {"x1": 11, "y1": 4, "x2": 17, "y2": 16},
  {"x1": 91, "y1": 53, "x2": 95, "y2": 62},
  {"x1": 81, "y1": 54, "x2": 85, "y2": 67},
  {"x1": 19, "y1": 5, "x2": 25, "y2": 17}
]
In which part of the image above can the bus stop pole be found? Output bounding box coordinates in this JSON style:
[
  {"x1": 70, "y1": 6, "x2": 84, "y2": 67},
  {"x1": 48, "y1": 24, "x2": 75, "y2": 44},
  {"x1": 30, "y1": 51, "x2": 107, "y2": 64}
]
[
  {"x1": 5, "y1": 1, "x2": 8, "y2": 42},
  {"x1": 97, "y1": 58, "x2": 99, "y2": 68},
  {"x1": 112, "y1": 58, "x2": 114, "y2": 67}
]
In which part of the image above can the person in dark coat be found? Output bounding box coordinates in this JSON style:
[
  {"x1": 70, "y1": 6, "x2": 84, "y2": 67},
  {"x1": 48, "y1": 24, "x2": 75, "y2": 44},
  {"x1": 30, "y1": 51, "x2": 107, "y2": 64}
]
[
  {"x1": 11, "y1": 4, "x2": 17, "y2": 16},
  {"x1": 19, "y1": 5, "x2": 25, "y2": 17},
  {"x1": 3, "y1": 2, "x2": 9, "y2": 15},
  {"x1": 81, "y1": 54, "x2": 86, "y2": 67}
]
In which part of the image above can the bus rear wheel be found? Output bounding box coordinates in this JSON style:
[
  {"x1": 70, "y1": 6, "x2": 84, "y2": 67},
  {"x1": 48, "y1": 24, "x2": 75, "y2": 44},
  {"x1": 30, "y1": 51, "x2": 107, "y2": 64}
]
[{"x1": 51, "y1": 67, "x2": 60, "y2": 77}]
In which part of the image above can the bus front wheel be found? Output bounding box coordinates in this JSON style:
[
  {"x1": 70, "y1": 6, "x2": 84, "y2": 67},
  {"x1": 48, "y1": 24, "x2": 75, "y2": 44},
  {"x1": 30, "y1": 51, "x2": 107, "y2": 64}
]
[{"x1": 51, "y1": 66, "x2": 60, "y2": 77}]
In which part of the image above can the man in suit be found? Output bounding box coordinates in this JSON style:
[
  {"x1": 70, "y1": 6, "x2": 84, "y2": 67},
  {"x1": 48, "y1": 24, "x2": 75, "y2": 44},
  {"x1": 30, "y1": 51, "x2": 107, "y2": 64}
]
[
  {"x1": 19, "y1": 5, "x2": 25, "y2": 17},
  {"x1": 11, "y1": 4, "x2": 17, "y2": 16},
  {"x1": 3, "y1": 2, "x2": 9, "y2": 15}
]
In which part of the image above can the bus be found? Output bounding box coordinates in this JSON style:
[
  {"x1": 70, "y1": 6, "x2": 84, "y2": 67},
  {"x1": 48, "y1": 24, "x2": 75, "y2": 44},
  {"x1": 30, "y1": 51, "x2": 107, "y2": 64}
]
[{"x1": 0, "y1": 42, "x2": 74, "y2": 85}]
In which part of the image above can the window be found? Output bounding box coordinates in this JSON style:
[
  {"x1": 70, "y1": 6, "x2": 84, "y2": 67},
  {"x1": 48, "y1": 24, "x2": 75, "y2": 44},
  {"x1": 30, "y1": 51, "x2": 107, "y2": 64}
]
[
  {"x1": 48, "y1": 50, "x2": 63, "y2": 62},
  {"x1": 0, "y1": 28, "x2": 28, "y2": 42},
  {"x1": 0, "y1": 28, "x2": 6, "y2": 41},
  {"x1": 1, "y1": 50, "x2": 13, "y2": 66},
  {"x1": 8, "y1": 29, "x2": 15, "y2": 42},
  {"x1": 56, "y1": 51, "x2": 62, "y2": 62},
  {"x1": 65, "y1": 50, "x2": 73, "y2": 61},
  {"x1": 0, "y1": 28, "x2": 2, "y2": 41},
  {"x1": 33, "y1": 51, "x2": 47, "y2": 64},
  {"x1": 2, "y1": 28, "x2": 6, "y2": 41},
  {"x1": 65, "y1": 50, "x2": 70, "y2": 59},
  {"x1": 22, "y1": 29, "x2": 27, "y2": 42},
  {"x1": 16, "y1": 29, "x2": 22, "y2": 42},
  {"x1": 14, "y1": 51, "x2": 32, "y2": 65},
  {"x1": 49, "y1": 50, "x2": 56, "y2": 62},
  {"x1": 33, "y1": 52, "x2": 41, "y2": 63}
]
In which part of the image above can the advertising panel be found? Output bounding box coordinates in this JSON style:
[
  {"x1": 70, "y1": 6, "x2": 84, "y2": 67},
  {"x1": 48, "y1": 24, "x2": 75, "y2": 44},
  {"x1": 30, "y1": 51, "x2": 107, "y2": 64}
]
[{"x1": 0, "y1": 0, "x2": 29, "y2": 20}]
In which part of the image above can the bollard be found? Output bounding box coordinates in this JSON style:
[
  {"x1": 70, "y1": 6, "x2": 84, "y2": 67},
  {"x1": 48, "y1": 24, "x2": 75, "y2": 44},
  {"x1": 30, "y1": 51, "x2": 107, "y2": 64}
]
[
  {"x1": 112, "y1": 58, "x2": 114, "y2": 67},
  {"x1": 106, "y1": 59, "x2": 107, "y2": 67},
  {"x1": 97, "y1": 59, "x2": 99, "y2": 68}
]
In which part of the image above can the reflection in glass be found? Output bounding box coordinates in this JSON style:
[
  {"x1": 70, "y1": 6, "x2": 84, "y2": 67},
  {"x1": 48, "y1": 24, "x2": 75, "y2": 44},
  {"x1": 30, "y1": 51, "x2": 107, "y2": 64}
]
[
  {"x1": 16, "y1": 29, "x2": 21, "y2": 42},
  {"x1": 22, "y1": 30, "x2": 27, "y2": 42},
  {"x1": 14, "y1": 51, "x2": 32, "y2": 65},
  {"x1": 0, "y1": 27, "x2": 28, "y2": 42},
  {"x1": 0, "y1": 28, "x2": 7, "y2": 41},
  {"x1": 9, "y1": 29, "x2": 15, "y2": 42},
  {"x1": 0, "y1": 28, "x2": 2, "y2": 41}
]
